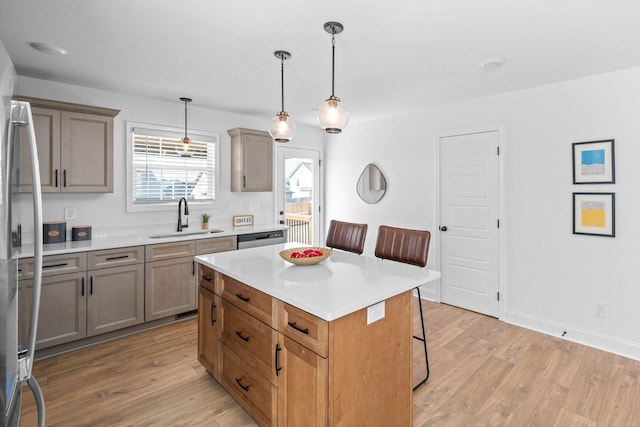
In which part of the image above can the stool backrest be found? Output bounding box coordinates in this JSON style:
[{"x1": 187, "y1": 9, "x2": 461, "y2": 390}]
[
  {"x1": 325, "y1": 220, "x2": 368, "y2": 255},
  {"x1": 374, "y1": 225, "x2": 430, "y2": 267}
]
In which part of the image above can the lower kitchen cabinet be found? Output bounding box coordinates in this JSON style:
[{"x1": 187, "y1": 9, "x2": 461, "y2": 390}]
[
  {"x1": 19, "y1": 271, "x2": 87, "y2": 349},
  {"x1": 19, "y1": 246, "x2": 145, "y2": 350},
  {"x1": 145, "y1": 237, "x2": 236, "y2": 322},
  {"x1": 145, "y1": 255, "x2": 196, "y2": 321},
  {"x1": 87, "y1": 263, "x2": 144, "y2": 336}
]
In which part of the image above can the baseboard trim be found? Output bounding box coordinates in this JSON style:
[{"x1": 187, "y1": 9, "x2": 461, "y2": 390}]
[{"x1": 505, "y1": 309, "x2": 640, "y2": 361}]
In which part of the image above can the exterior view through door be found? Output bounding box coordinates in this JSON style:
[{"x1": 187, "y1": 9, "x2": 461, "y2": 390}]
[
  {"x1": 439, "y1": 130, "x2": 500, "y2": 317},
  {"x1": 276, "y1": 147, "x2": 320, "y2": 246}
]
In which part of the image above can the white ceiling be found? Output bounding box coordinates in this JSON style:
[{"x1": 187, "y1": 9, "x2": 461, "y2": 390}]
[{"x1": 2, "y1": 0, "x2": 640, "y2": 126}]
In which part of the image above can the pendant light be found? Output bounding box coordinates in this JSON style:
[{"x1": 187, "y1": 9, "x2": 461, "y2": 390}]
[
  {"x1": 269, "y1": 50, "x2": 296, "y2": 143},
  {"x1": 180, "y1": 97, "x2": 192, "y2": 155},
  {"x1": 317, "y1": 21, "x2": 349, "y2": 134}
]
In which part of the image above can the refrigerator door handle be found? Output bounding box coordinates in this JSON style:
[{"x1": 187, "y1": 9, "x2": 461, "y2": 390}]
[
  {"x1": 11, "y1": 101, "x2": 46, "y2": 427},
  {"x1": 11, "y1": 101, "x2": 43, "y2": 381}
]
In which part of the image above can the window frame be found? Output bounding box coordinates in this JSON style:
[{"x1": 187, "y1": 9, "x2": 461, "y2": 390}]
[{"x1": 126, "y1": 121, "x2": 220, "y2": 213}]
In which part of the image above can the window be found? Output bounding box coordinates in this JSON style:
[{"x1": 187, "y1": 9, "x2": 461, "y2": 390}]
[{"x1": 126, "y1": 122, "x2": 218, "y2": 212}]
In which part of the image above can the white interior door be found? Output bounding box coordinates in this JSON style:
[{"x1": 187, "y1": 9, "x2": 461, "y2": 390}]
[
  {"x1": 275, "y1": 147, "x2": 321, "y2": 245},
  {"x1": 439, "y1": 130, "x2": 500, "y2": 317}
]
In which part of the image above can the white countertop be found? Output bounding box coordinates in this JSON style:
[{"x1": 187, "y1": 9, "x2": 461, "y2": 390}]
[
  {"x1": 18, "y1": 224, "x2": 288, "y2": 258},
  {"x1": 196, "y1": 243, "x2": 441, "y2": 321}
]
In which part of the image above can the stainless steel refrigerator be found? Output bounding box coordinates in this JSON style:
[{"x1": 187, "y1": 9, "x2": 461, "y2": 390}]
[{"x1": 1, "y1": 40, "x2": 45, "y2": 427}]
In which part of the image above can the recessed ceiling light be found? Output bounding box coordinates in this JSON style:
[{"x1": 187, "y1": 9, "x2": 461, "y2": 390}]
[
  {"x1": 30, "y1": 42, "x2": 68, "y2": 56},
  {"x1": 480, "y1": 58, "x2": 505, "y2": 71}
]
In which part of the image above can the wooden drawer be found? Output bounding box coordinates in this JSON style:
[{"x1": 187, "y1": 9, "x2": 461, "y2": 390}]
[
  {"x1": 19, "y1": 252, "x2": 87, "y2": 279},
  {"x1": 218, "y1": 273, "x2": 277, "y2": 329},
  {"x1": 198, "y1": 264, "x2": 216, "y2": 294},
  {"x1": 195, "y1": 236, "x2": 237, "y2": 255},
  {"x1": 220, "y1": 344, "x2": 277, "y2": 427},
  {"x1": 88, "y1": 246, "x2": 144, "y2": 269},
  {"x1": 221, "y1": 299, "x2": 278, "y2": 384},
  {"x1": 278, "y1": 301, "x2": 329, "y2": 358},
  {"x1": 145, "y1": 241, "x2": 195, "y2": 262}
]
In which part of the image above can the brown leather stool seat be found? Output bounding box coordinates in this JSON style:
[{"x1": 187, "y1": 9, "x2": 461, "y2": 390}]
[{"x1": 326, "y1": 220, "x2": 368, "y2": 255}]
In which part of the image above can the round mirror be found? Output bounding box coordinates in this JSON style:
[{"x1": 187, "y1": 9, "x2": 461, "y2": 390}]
[{"x1": 357, "y1": 163, "x2": 387, "y2": 204}]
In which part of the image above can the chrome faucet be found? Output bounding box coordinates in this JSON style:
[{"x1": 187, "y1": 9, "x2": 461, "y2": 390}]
[{"x1": 177, "y1": 197, "x2": 189, "y2": 231}]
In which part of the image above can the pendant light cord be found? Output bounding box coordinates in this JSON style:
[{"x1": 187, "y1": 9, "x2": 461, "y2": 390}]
[
  {"x1": 331, "y1": 32, "x2": 336, "y2": 97},
  {"x1": 280, "y1": 56, "x2": 285, "y2": 112},
  {"x1": 184, "y1": 100, "x2": 188, "y2": 139}
]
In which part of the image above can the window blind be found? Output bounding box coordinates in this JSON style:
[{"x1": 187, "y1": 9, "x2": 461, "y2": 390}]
[{"x1": 132, "y1": 128, "x2": 216, "y2": 203}]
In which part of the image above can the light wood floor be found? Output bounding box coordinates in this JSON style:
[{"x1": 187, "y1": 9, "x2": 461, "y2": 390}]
[{"x1": 20, "y1": 300, "x2": 640, "y2": 426}]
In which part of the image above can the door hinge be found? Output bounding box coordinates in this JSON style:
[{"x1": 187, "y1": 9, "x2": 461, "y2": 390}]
[
  {"x1": 319, "y1": 159, "x2": 323, "y2": 167},
  {"x1": 497, "y1": 146, "x2": 500, "y2": 155},
  {"x1": 497, "y1": 292, "x2": 500, "y2": 301},
  {"x1": 497, "y1": 219, "x2": 500, "y2": 228}
]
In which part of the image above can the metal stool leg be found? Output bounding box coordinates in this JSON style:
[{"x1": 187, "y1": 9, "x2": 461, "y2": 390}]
[{"x1": 413, "y1": 287, "x2": 429, "y2": 390}]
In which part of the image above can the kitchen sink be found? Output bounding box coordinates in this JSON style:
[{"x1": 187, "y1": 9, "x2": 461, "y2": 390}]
[{"x1": 149, "y1": 230, "x2": 225, "y2": 239}]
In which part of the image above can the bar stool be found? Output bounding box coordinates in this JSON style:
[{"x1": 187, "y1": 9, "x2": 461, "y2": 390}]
[
  {"x1": 374, "y1": 225, "x2": 431, "y2": 390},
  {"x1": 325, "y1": 219, "x2": 368, "y2": 255}
]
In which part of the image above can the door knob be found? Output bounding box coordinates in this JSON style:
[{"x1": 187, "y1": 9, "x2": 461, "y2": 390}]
[{"x1": 439, "y1": 226, "x2": 448, "y2": 232}]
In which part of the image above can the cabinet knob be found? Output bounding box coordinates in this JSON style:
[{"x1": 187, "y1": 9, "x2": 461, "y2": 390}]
[{"x1": 439, "y1": 226, "x2": 448, "y2": 232}]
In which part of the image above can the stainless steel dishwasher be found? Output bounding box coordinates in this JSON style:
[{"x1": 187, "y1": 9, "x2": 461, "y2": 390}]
[{"x1": 237, "y1": 230, "x2": 287, "y2": 249}]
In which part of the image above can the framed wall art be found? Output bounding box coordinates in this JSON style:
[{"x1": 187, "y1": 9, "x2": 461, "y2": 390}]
[
  {"x1": 573, "y1": 192, "x2": 615, "y2": 237},
  {"x1": 572, "y1": 139, "x2": 615, "y2": 184}
]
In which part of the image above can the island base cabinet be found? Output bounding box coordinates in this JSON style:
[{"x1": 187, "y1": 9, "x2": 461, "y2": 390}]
[
  {"x1": 198, "y1": 286, "x2": 220, "y2": 379},
  {"x1": 277, "y1": 335, "x2": 328, "y2": 427},
  {"x1": 220, "y1": 344, "x2": 277, "y2": 427},
  {"x1": 328, "y1": 290, "x2": 413, "y2": 426},
  {"x1": 197, "y1": 263, "x2": 414, "y2": 426}
]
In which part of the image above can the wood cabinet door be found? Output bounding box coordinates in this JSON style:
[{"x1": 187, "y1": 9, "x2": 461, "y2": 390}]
[
  {"x1": 18, "y1": 106, "x2": 61, "y2": 192},
  {"x1": 198, "y1": 286, "x2": 220, "y2": 379},
  {"x1": 242, "y1": 133, "x2": 273, "y2": 192},
  {"x1": 19, "y1": 272, "x2": 87, "y2": 349},
  {"x1": 86, "y1": 264, "x2": 145, "y2": 336},
  {"x1": 145, "y1": 256, "x2": 196, "y2": 321},
  {"x1": 60, "y1": 110, "x2": 113, "y2": 192},
  {"x1": 277, "y1": 335, "x2": 328, "y2": 427}
]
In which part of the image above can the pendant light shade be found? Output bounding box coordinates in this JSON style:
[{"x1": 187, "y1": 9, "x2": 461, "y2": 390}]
[
  {"x1": 317, "y1": 21, "x2": 349, "y2": 134},
  {"x1": 180, "y1": 97, "x2": 192, "y2": 154},
  {"x1": 269, "y1": 50, "x2": 296, "y2": 143}
]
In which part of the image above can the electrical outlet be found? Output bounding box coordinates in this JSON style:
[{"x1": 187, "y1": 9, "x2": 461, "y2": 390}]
[
  {"x1": 594, "y1": 302, "x2": 606, "y2": 318},
  {"x1": 367, "y1": 301, "x2": 385, "y2": 325},
  {"x1": 64, "y1": 207, "x2": 77, "y2": 221}
]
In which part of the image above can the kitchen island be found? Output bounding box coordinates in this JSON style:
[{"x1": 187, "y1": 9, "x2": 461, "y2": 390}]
[{"x1": 195, "y1": 243, "x2": 441, "y2": 427}]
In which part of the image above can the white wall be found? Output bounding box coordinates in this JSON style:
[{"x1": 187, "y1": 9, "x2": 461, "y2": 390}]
[
  {"x1": 16, "y1": 76, "x2": 323, "y2": 239},
  {"x1": 325, "y1": 67, "x2": 640, "y2": 360}
]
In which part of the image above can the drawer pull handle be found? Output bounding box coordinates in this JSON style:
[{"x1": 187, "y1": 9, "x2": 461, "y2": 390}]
[
  {"x1": 202, "y1": 275, "x2": 212, "y2": 282},
  {"x1": 106, "y1": 255, "x2": 129, "y2": 261},
  {"x1": 235, "y1": 330, "x2": 250, "y2": 342},
  {"x1": 275, "y1": 344, "x2": 282, "y2": 376},
  {"x1": 287, "y1": 321, "x2": 309, "y2": 335},
  {"x1": 235, "y1": 293, "x2": 250, "y2": 302},
  {"x1": 43, "y1": 262, "x2": 68, "y2": 269},
  {"x1": 235, "y1": 377, "x2": 250, "y2": 392},
  {"x1": 210, "y1": 303, "x2": 217, "y2": 324}
]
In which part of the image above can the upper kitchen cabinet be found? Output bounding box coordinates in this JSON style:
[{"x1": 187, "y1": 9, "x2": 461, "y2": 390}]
[
  {"x1": 15, "y1": 96, "x2": 120, "y2": 193},
  {"x1": 228, "y1": 127, "x2": 273, "y2": 192}
]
